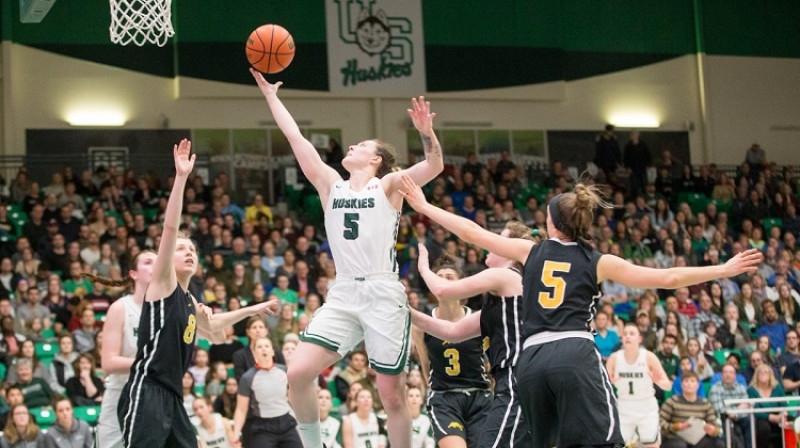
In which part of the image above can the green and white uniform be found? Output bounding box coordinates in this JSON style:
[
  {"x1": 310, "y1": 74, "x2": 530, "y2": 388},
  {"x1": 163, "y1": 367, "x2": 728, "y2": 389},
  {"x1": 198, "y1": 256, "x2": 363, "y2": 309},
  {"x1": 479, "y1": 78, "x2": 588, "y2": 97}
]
[{"x1": 301, "y1": 177, "x2": 409, "y2": 374}]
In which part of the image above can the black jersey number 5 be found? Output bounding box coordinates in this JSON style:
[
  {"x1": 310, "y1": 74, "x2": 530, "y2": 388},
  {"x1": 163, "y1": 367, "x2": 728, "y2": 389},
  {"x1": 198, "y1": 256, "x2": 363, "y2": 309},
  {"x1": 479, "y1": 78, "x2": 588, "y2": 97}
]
[
  {"x1": 538, "y1": 261, "x2": 572, "y2": 309},
  {"x1": 343, "y1": 213, "x2": 359, "y2": 240}
]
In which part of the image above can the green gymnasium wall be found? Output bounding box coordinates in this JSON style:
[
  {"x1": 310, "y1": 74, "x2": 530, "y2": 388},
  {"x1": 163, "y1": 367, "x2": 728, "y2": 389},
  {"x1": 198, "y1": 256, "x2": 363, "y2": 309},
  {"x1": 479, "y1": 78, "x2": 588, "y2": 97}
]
[{"x1": 2, "y1": 0, "x2": 798, "y2": 91}]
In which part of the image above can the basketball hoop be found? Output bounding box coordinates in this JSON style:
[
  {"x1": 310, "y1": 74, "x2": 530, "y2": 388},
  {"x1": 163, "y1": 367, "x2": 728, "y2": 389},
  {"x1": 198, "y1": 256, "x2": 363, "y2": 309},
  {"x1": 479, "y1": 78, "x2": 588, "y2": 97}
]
[{"x1": 109, "y1": 0, "x2": 174, "y2": 47}]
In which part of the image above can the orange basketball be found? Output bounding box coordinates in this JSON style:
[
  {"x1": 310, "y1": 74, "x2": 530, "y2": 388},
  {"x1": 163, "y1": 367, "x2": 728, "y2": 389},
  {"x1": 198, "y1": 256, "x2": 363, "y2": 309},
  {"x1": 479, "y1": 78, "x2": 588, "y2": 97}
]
[{"x1": 245, "y1": 24, "x2": 295, "y2": 74}]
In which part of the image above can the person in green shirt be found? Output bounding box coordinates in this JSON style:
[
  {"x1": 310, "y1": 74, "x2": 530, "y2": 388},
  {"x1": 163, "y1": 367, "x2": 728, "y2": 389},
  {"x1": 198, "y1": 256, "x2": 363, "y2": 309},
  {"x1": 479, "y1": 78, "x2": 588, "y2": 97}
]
[
  {"x1": 13, "y1": 359, "x2": 54, "y2": 409},
  {"x1": 272, "y1": 274, "x2": 298, "y2": 308},
  {"x1": 657, "y1": 334, "x2": 681, "y2": 380},
  {"x1": 63, "y1": 261, "x2": 93, "y2": 299}
]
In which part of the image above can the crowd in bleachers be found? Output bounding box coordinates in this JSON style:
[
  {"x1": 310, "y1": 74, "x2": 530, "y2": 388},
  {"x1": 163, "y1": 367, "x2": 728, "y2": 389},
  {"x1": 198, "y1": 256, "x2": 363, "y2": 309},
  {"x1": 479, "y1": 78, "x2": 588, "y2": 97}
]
[{"x1": 0, "y1": 136, "x2": 797, "y2": 446}]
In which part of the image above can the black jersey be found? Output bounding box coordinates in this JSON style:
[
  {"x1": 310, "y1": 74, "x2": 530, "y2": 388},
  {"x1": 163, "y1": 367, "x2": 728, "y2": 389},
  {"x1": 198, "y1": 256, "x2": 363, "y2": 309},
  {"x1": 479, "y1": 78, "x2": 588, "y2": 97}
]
[
  {"x1": 424, "y1": 307, "x2": 490, "y2": 392},
  {"x1": 480, "y1": 268, "x2": 523, "y2": 374},
  {"x1": 130, "y1": 285, "x2": 197, "y2": 397},
  {"x1": 521, "y1": 238, "x2": 603, "y2": 339}
]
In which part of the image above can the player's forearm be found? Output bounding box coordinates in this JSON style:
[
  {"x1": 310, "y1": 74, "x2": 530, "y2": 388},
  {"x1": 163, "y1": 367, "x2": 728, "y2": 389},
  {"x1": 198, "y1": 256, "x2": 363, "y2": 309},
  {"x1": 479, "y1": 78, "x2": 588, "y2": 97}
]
[
  {"x1": 419, "y1": 130, "x2": 443, "y2": 173},
  {"x1": 265, "y1": 93, "x2": 306, "y2": 145},
  {"x1": 419, "y1": 267, "x2": 458, "y2": 302},
  {"x1": 417, "y1": 202, "x2": 483, "y2": 246},
  {"x1": 205, "y1": 306, "x2": 259, "y2": 332},
  {"x1": 659, "y1": 265, "x2": 731, "y2": 290},
  {"x1": 410, "y1": 308, "x2": 476, "y2": 342}
]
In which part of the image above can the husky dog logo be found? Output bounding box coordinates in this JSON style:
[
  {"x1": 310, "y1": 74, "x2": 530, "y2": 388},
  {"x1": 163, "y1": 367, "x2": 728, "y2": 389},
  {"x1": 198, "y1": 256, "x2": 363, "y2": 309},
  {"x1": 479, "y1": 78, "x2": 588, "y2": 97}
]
[
  {"x1": 447, "y1": 422, "x2": 464, "y2": 432},
  {"x1": 334, "y1": 0, "x2": 415, "y2": 86},
  {"x1": 355, "y1": 8, "x2": 390, "y2": 55}
]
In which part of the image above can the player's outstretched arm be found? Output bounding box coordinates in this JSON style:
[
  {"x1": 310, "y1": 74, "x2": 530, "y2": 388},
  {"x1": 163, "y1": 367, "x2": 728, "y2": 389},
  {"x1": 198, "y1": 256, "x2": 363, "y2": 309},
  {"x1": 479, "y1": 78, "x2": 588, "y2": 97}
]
[
  {"x1": 417, "y1": 244, "x2": 517, "y2": 301},
  {"x1": 598, "y1": 249, "x2": 763, "y2": 289},
  {"x1": 383, "y1": 97, "x2": 442, "y2": 198},
  {"x1": 148, "y1": 139, "x2": 194, "y2": 301},
  {"x1": 409, "y1": 308, "x2": 481, "y2": 343},
  {"x1": 388, "y1": 97, "x2": 443, "y2": 188},
  {"x1": 193, "y1": 297, "x2": 279, "y2": 344},
  {"x1": 250, "y1": 68, "x2": 340, "y2": 195},
  {"x1": 400, "y1": 175, "x2": 533, "y2": 264}
]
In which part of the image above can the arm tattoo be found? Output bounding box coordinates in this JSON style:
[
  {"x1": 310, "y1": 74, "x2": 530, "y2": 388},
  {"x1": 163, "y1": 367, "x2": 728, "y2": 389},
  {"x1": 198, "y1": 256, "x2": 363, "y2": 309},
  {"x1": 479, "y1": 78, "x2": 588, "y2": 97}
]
[{"x1": 420, "y1": 133, "x2": 441, "y2": 158}]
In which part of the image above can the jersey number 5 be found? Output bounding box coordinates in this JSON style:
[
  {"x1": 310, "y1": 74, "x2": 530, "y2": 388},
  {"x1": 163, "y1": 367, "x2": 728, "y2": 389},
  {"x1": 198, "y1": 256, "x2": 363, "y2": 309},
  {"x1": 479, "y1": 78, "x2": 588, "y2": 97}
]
[
  {"x1": 538, "y1": 261, "x2": 572, "y2": 309},
  {"x1": 343, "y1": 213, "x2": 359, "y2": 240},
  {"x1": 444, "y1": 348, "x2": 461, "y2": 376}
]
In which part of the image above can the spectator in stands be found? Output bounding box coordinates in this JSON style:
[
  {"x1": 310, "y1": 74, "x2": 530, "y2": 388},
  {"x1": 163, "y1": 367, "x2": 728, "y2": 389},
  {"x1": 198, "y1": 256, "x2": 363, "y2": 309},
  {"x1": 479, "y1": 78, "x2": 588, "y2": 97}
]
[
  {"x1": 675, "y1": 287, "x2": 699, "y2": 320},
  {"x1": 685, "y1": 338, "x2": 714, "y2": 381},
  {"x1": 691, "y1": 293, "x2": 725, "y2": 338},
  {"x1": 1, "y1": 403, "x2": 46, "y2": 447},
  {"x1": 40, "y1": 231, "x2": 68, "y2": 275},
  {"x1": 623, "y1": 131, "x2": 651, "y2": 198},
  {"x1": 274, "y1": 249, "x2": 297, "y2": 283},
  {"x1": 748, "y1": 364, "x2": 785, "y2": 448},
  {"x1": 65, "y1": 353, "x2": 103, "y2": 407},
  {"x1": 213, "y1": 376, "x2": 239, "y2": 420},
  {"x1": 717, "y1": 304, "x2": 753, "y2": 352},
  {"x1": 245, "y1": 193, "x2": 273, "y2": 225},
  {"x1": 708, "y1": 364, "x2": 750, "y2": 448},
  {"x1": 272, "y1": 274, "x2": 298, "y2": 309},
  {"x1": 271, "y1": 304, "x2": 299, "y2": 352},
  {"x1": 227, "y1": 262, "x2": 253, "y2": 300},
  {"x1": 593, "y1": 310, "x2": 619, "y2": 360},
  {"x1": 13, "y1": 358, "x2": 54, "y2": 408},
  {"x1": 745, "y1": 144, "x2": 767, "y2": 170},
  {"x1": 594, "y1": 125, "x2": 622, "y2": 183},
  {"x1": 0, "y1": 315, "x2": 21, "y2": 361},
  {"x1": 71, "y1": 307, "x2": 97, "y2": 354},
  {"x1": 757, "y1": 301, "x2": 788, "y2": 355},
  {"x1": 335, "y1": 351, "x2": 368, "y2": 404},
  {"x1": 49, "y1": 334, "x2": 78, "y2": 390},
  {"x1": 659, "y1": 370, "x2": 723, "y2": 448},
  {"x1": 15, "y1": 287, "x2": 50, "y2": 336},
  {"x1": 657, "y1": 334, "x2": 681, "y2": 380}
]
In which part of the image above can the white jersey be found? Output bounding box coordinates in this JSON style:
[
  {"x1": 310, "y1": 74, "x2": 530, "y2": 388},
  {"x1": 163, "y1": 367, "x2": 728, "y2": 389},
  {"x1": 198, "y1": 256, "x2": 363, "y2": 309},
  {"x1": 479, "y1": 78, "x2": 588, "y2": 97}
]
[
  {"x1": 348, "y1": 412, "x2": 385, "y2": 448},
  {"x1": 196, "y1": 413, "x2": 232, "y2": 448},
  {"x1": 321, "y1": 415, "x2": 342, "y2": 448},
  {"x1": 325, "y1": 178, "x2": 401, "y2": 276},
  {"x1": 105, "y1": 294, "x2": 141, "y2": 390},
  {"x1": 614, "y1": 348, "x2": 654, "y2": 401},
  {"x1": 411, "y1": 414, "x2": 434, "y2": 448}
]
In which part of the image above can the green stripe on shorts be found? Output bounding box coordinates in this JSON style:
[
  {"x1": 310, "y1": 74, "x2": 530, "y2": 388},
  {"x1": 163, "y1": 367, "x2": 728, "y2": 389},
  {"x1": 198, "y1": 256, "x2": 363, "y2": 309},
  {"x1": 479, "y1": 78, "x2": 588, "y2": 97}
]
[
  {"x1": 371, "y1": 311, "x2": 411, "y2": 375},
  {"x1": 300, "y1": 331, "x2": 340, "y2": 353}
]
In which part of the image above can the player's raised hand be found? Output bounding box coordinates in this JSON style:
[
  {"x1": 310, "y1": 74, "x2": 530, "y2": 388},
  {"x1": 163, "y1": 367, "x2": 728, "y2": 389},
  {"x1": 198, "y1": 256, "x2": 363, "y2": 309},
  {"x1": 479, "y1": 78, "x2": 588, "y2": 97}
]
[
  {"x1": 174, "y1": 139, "x2": 195, "y2": 177},
  {"x1": 197, "y1": 302, "x2": 214, "y2": 321},
  {"x1": 723, "y1": 248, "x2": 763, "y2": 277},
  {"x1": 398, "y1": 175, "x2": 429, "y2": 212},
  {"x1": 250, "y1": 67, "x2": 283, "y2": 97},
  {"x1": 408, "y1": 96, "x2": 436, "y2": 134},
  {"x1": 252, "y1": 298, "x2": 280, "y2": 317}
]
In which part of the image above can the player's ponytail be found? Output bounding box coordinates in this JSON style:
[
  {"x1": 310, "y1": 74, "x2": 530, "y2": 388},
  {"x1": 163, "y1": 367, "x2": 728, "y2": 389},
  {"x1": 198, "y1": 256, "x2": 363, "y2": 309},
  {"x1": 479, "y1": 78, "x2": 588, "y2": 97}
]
[
  {"x1": 551, "y1": 182, "x2": 611, "y2": 241},
  {"x1": 83, "y1": 250, "x2": 155, "y2": 289},
  {"x1": 374, "y1": 139, "x2": 397, "y2": 178}
]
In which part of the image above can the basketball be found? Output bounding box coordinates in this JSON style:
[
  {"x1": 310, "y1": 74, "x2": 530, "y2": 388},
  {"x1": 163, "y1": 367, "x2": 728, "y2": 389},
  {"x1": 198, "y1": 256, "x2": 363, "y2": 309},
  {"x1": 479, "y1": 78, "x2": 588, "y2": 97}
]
[{"x1": 246, "y1": 24, "x2": 295, "y2": 74}]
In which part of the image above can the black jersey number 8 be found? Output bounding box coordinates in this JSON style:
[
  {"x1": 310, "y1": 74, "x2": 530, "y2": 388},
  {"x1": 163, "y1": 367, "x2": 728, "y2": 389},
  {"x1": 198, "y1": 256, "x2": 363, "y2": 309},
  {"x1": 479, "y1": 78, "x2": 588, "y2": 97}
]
[
  {"x1": 538, "y1": 260, "x2": 572, "y2": 309},
  {"x1": 343, "y1": 213, "x2": 359, "y2": 240}
]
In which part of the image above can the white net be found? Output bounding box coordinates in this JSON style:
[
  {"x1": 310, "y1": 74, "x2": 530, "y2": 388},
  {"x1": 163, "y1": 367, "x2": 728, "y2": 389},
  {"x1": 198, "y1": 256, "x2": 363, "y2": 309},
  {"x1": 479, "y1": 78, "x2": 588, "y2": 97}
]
[{"x1": 109, "y1": 0, "x2": 174, "y2": 47}]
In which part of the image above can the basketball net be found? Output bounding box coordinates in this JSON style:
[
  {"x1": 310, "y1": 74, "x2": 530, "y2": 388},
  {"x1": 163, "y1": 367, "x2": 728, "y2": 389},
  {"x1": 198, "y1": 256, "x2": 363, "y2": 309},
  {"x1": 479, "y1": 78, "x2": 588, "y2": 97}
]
[{"x1": 109, "y1": 0, "x2": 174, "y2": 47}]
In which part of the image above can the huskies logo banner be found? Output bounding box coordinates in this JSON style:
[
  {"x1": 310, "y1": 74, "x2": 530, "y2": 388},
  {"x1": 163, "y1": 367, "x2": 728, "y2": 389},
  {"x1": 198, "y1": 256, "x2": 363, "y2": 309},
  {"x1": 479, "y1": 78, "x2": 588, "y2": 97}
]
[{"x1": 325, "y1": 0, "x2": 426, "y2": 95}]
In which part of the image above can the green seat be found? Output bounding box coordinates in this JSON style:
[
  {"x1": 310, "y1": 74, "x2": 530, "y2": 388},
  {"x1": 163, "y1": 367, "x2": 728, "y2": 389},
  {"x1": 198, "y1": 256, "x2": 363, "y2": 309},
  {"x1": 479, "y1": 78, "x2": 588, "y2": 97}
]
[
  {"x1": 73, "y1": 405, "x2": 101, "y2": 425},
  {"x1": 0, "y1": 363, "x2": 6, "y2": 382},
  {"x1": 194, "y1": 385, "x2": 205, "y2": 396},
  {"x1": 197, "y1": 338, "x2": 211, "y2": 350},
  {"x1": 237, "y1": 336, "x2": 249, "y2": 347},
  {"x1": 302, "y1": 194, "x2": 323, "y2": 225},
  {"x1": 35, "y1": 341, "x2": 58, "y2": 358},
  {"x1": 713, "y1": 349, "x2": 741, "y2": 366},
  {"x1": 30, "y1": 407, "x2": 56, "y2": 429},
  {"x1": 764, "y1": 217, "x2": 783, "y2": 234},
  {"x1": 94, "y1": 312, "x2": 106, "y2": 322},
  {"x1": 712, "y1": 199, "x2": 732, "y2": 214},
  {"x1": 227, "y1": 367, "x2": 235, "y2": 378},
  {"x1": 142, "y1": 207, "x2": 159, "y2": 223},
  {"x1": 688, "y1": 194, "x2": 710, "y2": 215}
]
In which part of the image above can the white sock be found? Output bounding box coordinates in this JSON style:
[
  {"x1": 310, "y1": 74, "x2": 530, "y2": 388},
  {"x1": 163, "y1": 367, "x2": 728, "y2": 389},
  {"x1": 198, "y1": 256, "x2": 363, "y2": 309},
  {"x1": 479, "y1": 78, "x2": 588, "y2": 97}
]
[{"x1": 297, "y1": 420, "x2": 323, "y2": 448}]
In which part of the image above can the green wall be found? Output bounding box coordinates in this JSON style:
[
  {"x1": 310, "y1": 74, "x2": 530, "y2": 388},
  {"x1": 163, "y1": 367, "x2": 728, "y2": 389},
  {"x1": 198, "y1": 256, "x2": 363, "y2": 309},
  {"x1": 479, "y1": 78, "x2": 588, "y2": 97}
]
[{"x1": 2, "y1": 0, "x2": 798, "y2": 90}]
